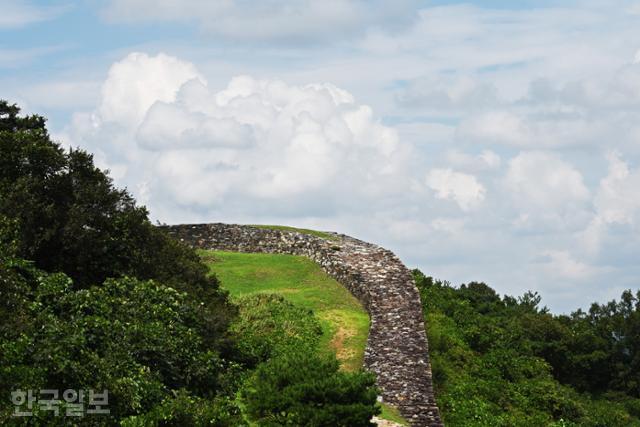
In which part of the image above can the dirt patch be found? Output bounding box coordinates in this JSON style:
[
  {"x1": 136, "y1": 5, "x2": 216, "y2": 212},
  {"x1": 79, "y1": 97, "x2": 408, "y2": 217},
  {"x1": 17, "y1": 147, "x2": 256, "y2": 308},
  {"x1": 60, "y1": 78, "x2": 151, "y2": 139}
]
[
  {"x1": 327, "y1": 316, "x2": 357, "y2": 368},
  {"x1": 199, "y1": 253, "x2": 219, "y2": 263}
]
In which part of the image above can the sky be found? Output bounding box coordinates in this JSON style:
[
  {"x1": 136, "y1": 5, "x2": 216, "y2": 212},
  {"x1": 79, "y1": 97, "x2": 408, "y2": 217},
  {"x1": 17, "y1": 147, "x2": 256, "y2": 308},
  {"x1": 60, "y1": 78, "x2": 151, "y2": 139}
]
[{"x1": 2, "y1": 0, "x2": 640, "y2": 313}]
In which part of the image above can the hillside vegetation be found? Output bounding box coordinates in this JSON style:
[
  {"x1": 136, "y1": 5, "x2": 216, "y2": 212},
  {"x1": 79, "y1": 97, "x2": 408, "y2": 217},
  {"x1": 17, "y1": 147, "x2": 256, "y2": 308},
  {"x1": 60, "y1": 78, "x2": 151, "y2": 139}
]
[{"x1": 415, "y1": 271, "x2": 640, "y2": 426}]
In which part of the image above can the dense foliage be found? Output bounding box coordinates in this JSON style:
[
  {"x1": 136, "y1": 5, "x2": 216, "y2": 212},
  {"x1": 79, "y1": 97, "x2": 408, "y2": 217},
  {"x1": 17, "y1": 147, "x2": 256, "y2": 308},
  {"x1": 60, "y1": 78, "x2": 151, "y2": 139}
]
[
  {"x1": 230, "y1": 293, "x2": 324, "y2": 366},
  {"x1": 0, "y1": 101, "x2": 219, "y2": 296},
  {"x1": 0, "y1": 255, "x2": 241, "y2": 425},
  {"x1": 242, "y1": 350, "x2": 379, "y2": 426},
  {"x1": 415, "y1": 270, "x2": 640, "y2": 426},
  {"x1": 0, "y1": 101, "x2": 380, "y2": 426}
]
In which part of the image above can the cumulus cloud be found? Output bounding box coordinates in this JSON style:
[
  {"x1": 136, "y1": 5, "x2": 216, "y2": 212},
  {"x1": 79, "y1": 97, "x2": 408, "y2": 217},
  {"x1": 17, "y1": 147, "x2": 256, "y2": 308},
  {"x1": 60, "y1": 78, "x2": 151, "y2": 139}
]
[
  {"x1": 458, "y1": 111, "x2": 529, "y2": 145},
  {"x1": 582, "y1": 152, "x2": 640, "y2": 253},
  {"x1": 457, "y1": 109, "x2": 608, "y2": 148},
  {"x1": 60, "y1": 50, "x2": 637, "y2": 314},
  {"x1": 504, "y1": 151, "x2": 589, "y2": 215},
  {"x1": 425, "y1": 168, "x2": 486, "y2": 211},
  {"x1": 444, "y1": 149, "x2": 501, "y2": 173},
  {"x1": 66, "y1": 52, "x2": 412, "y2": 222},
  {"x1": 450, "y1": 59, "x2": 640, "y2": 149},
  {"x1": 594, "y1": 152, "x2": 640, "y2": 225},
  {"x1": 136, "y1": 101, "x2": 256, "y2": 150},
  {"x1": 98, "y1": 53, "x2": 204, "y2": 126}
]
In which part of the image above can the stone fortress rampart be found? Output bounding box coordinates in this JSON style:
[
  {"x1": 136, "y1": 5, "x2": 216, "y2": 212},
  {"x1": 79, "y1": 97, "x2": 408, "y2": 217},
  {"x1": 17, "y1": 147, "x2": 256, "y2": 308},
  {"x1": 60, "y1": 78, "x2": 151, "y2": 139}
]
[{"x1": 163, "y1": 223, "x2": 443, "y2": 427}]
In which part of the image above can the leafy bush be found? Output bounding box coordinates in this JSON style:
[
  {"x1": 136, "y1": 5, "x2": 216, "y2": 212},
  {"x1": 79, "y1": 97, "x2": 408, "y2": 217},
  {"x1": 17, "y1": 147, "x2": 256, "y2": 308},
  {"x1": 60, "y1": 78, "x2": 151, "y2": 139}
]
[
  {"x1": 0, "y1": 99, "x2": 235, "y2": 370},
  {"x1": 242, "y1": 350, "x2": 379, "y2": 426},
  {"x1": 121, "y1": 390, "x2": 242, "y2": 427},
  {"x1": 0, "y1": 256, "x2": 233, "y2": 424},
  {"x1": 230, "y1": 293, "x2": 323, "y2": 366}
]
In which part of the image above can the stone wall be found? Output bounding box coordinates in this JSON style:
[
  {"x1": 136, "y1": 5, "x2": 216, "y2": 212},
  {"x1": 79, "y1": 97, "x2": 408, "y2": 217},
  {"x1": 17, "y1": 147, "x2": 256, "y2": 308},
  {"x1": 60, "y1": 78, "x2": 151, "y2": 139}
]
[{"x1": 163, "y1": 223, "x2": 443, "y2": 427}]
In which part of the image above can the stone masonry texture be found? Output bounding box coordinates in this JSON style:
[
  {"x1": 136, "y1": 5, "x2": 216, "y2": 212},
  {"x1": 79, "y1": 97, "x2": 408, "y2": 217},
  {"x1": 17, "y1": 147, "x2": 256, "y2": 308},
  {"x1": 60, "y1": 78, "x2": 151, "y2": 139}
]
[{"x1": 163, "y1": 223, "x2": 443, "y2": 427}]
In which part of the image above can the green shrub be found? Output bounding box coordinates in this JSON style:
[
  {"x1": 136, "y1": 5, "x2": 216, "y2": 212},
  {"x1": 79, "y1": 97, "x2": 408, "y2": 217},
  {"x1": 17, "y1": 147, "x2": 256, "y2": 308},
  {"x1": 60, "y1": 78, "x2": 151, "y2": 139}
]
[
  {"x1": 230, "y1": 293, "x2": 323, "y2": 366},
  {"x1": 0, "y1": 258, "x2": 233, "y2": 424},
  {"x1": 242, "y1": 350, "x2": 379, "y2": 426},
  {"x1": 121, "y1": 390, "x2": 243, "y2": 427}
]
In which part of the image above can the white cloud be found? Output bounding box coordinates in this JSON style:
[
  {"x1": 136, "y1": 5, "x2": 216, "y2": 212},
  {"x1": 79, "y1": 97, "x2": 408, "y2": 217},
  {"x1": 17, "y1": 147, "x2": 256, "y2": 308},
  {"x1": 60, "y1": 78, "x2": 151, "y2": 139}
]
[
  {"x1": 0, "y1": 1, "x2": 64, "y2": 29},
  {"x1": 39, "y1": 0, "x2": 640, "y2": 314},
  {"x1": 101, "y1": 0, "x2": 417, "y2": 44},
  {"x1": 426, "y1": 168, "x2": 486, "y2": 211},
  {"x1": 538, "y1": 250, "x2": 599, "y2": 281},
  {"x1": 457, "y1": 109, "x2": 608, "y2": 148},
  {"x1": 445, "y1": 149, "x2": 501, "y2": 172},
  {"x1": 458, "y1": 111, "x2": 529, "y2": 146},
  {"x1": 136, "y1": 101, "x2": 256, "y2": 150},
  {"x1": 396, "y1": 74, "x2": 499, "y2": 112},
  {"x1": 67, "y1": 52, "x2": 409, "y2": 222},
  {"x1": 98, "y1": 53, "x2": 204, "y2": 126},
  {"x1": 594, "y1": 152, "x2": 640, "y2": 225},
  {"x1": 504, "y1": 151, "x2": 589, "y2": 215},
  {"x1": 582, "y1": 152, "x2": 640, "y2": 253},
  {"x1": 386, "y1": 217, "x2": 466, "y2": 243}
]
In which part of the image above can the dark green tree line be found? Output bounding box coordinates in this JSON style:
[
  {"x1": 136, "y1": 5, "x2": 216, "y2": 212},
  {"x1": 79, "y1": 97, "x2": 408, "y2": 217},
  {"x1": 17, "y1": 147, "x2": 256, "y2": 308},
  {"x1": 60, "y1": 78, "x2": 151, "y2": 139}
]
[{"x1": 415, "y1": 270, "x2": 640, "y2": 426}]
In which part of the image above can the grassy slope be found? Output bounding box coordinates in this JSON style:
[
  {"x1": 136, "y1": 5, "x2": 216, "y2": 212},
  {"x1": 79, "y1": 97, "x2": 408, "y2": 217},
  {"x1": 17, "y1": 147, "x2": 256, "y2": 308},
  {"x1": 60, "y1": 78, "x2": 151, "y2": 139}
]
[
  {"x1": 201, "y1": 250, "x2": 368, "y2": 371},
  {"x1": 379, "y1": 404, "x2": 409, "y2": 426},
  {"x1": 202, "y1": 249, "x2": 409, "y2": 424}
]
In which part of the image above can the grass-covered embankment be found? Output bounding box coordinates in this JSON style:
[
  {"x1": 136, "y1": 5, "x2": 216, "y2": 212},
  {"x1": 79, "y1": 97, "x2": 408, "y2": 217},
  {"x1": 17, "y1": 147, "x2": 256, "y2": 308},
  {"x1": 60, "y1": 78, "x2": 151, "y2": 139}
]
[
  {"x1": 201, "y1": 250, "x2": 369, "y2": 372},
  {"x1": 202, "y1": 249, "x2": 409, "y2": 424},
  {"x1": 200, "y1": 251, "x2": 406, "y2": 425}
]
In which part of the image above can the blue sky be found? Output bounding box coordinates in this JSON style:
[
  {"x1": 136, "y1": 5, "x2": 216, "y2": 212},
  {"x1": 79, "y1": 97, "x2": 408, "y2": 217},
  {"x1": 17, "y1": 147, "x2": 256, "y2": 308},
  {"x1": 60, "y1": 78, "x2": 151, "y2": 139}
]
[{"x1": 3, "y1": 0, "x2": 640, "y2": 313}]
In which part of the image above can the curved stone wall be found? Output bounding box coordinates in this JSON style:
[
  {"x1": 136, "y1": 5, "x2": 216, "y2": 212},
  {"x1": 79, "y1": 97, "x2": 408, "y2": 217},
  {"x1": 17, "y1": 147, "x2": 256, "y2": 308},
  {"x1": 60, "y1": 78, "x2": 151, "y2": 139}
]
[{"x1": 163, "y1": 223, "x2": 443, "y2": 427}]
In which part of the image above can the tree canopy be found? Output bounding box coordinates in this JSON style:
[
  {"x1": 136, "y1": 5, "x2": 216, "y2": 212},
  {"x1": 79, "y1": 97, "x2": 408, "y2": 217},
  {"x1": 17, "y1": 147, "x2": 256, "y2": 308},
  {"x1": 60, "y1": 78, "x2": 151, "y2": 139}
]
[{"x1": 415, "y1": 270, "x2": 640, "y2": 426}]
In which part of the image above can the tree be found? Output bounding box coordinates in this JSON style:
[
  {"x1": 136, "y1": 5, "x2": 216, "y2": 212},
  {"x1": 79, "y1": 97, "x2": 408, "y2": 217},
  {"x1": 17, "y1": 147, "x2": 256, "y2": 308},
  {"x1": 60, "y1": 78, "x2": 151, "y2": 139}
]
[
  {"x1": 0, "y1": 101, "x2": 235, "y2": 339},
  {"x1": 413, "y1": 269, "x2": 640, "y2": 426},
  {"x1": 242, "y1": 350, "x2": 379, "y2": 426},
  {"x1": 0, "y1": 256, "x2": 236, "y2": 424}
]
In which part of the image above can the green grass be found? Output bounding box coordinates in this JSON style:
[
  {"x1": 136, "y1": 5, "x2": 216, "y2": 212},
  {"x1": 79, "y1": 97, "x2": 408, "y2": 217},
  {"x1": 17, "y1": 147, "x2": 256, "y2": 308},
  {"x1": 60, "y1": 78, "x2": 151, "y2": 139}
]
[
  {"x1": 200, "y1": 250, "x2": 368, "y2": 371},
  {"x1": 250, "y1": 224, "x2": 340, "y2": 241},
  {"x1": 378, "y1": 403, "x2": 409, "y2": 426}
]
